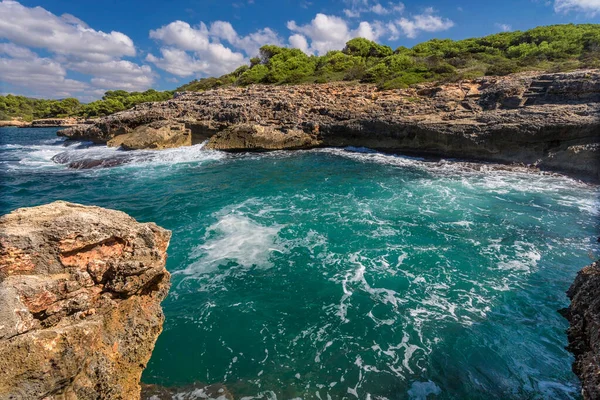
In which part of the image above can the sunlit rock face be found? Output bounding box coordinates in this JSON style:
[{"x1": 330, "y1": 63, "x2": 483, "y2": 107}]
[{"x1": 0, "y1": 201, "x2": 171, "y2": 400}]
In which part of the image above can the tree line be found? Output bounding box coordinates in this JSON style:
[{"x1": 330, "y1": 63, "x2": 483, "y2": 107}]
[
  {"x1": 178, "y1": 23, "x2": 600, "y2": 91},
  {"x1": 0, "y1": 89, "x2": 173, "y2": 121}
]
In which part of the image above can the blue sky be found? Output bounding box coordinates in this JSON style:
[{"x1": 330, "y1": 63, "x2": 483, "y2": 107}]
[{"x1": 0, "y1": 0, "x2": 599, "y2": 100}]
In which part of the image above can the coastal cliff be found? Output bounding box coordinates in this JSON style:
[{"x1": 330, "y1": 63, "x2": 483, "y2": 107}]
[
  {"x1": 564, "y1": 260, "x2": 600, "y2": 400},
  {"x1": 59, "y1": 70, "x2": 600, "y2": 180},
  {"x1": 0, "y1": 201, "x2": 171, "y2": 399}
]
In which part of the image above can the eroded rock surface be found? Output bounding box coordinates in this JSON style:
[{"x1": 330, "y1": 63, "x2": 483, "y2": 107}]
[
  {"x1": 564, "y1": 260, "x2": 600, "y2": 400},
  {"x1": 205, "y1": 124, "x2": 320, "y2": 151},
  {"x1": 0, "y1": 201, "x2": 171, "y2": 399},
  {"x1": 59, "y1": 70, "x2": 600, "y2": 180},
  {"x1": 107, "y1": 121, "x2": 192, "y2": 150}
]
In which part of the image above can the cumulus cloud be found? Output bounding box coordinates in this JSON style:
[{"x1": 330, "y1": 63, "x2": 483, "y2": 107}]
[
  {"x1": 287, "y1": 13, "x2": 384, "y2": 55},
  {"x1": 146, "y1": 46, "x2": 244, "y2": 77},
  {"x1": 148, "y1": 20, "x2": 280, "y2": 77},
  {"x1": 554, "y1": 0, "x2": 600, "y2": 15},
  {"x1": 0, "y1": 0, "x2": 135, "y2": 62},
  {"x1": 0, "y1": 48, "x2": 88, "y2": 97},
  {"x1": 68, "y1": 60, "x2": 156, "y2": 91},
  {"x1": 395, "y1": 10, "x2": 454, "y2": 39},
  {"x1": 0, "y1": 1, "x2": 155, "y2": 99},
  {"x1": 209, "y1": 21, "x2": 282, "y2": 56}
]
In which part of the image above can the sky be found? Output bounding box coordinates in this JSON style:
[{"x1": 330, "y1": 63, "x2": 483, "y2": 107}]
[{"x1": 0, "y1": 0, "x2": 599, "y2": 101}]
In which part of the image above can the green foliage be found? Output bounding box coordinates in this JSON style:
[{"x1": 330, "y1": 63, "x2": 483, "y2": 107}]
[
  {"x1": 343, "y1": 38, "x2": 393, "y2": 58},
  {"x1": 174, "y1": 23, "x2": 600, "y2": 92},
  {"x1": 0, "y1": 89, "x2": 173, "y2": 121}
]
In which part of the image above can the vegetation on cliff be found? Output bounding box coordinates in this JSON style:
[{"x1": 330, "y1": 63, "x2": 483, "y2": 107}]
[
  {"x1": 0, "y1": 89, "x2": 173, "y2": 121},
  {"x1": 179, "y1": 23, "x2": 600, "y2": 91}
]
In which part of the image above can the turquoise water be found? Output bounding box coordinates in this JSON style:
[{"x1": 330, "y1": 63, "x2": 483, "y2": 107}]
[{"x1": 1, "y1": 127, "x2": 598, "y2": 400}]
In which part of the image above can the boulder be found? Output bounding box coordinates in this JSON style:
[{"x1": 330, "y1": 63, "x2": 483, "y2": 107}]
[
  {"x1": 564, "y1": 260, "x2": 600, "y2": 400},
  {"x1": 205, "y1": 124, "x2": 321, "y2": 151},
  {"x1": 107, "y1": 121, "x2": 192, "y2": 150},
  {"x1": 0, "y1": 201, "x2": 171, "y2": 399}
]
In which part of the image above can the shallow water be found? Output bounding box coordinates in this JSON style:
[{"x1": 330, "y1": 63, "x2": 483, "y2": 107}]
[{"x1": 1, "y1": 127, "x2": 598, "y2": 400}]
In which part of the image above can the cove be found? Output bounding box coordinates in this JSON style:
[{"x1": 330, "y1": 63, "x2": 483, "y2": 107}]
[{"x1": 1, "y1": 127, "x2": 598, "y2": 399}]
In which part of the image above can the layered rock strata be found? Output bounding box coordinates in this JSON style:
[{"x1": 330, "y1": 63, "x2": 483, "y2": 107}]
[
  {"x1": 0, "y1": 201, "x2": 171, "y2": 399},
  {"x1": 59, "y1": 70, "x2": 600, "y2": 180}
]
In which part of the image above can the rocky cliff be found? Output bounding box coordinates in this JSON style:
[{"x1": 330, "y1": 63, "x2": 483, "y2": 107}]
[
  {"x1": 564, "y1": 260, "x2": 600, "y2": 400},
  {"x1": 59, "y1": 70, "x2": 600, "y2": 180},
  {"x1": 0, "y1": 201, "x2": 171, "y2": 399}
]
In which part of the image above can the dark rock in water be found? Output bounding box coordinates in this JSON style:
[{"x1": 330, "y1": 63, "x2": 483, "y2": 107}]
[
  {"x1": 51, "y1": 151, "x2": 136, "y2": 169},
  {"x1": 141, "y1": 382, "x2": 233, "y2": 399},
  {"x1": 66, "y1": 157, "x2": 134, "y2": 169},
  {"x1": 0, "y1": 201, "x2": 171, "y2": 399},
  {"x1": 564, "y1": 260, "x2": 600, "y2": 400}
]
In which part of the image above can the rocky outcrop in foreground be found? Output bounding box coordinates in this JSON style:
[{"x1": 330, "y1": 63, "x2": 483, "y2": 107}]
[
  {"x1": 564, "y1": 260, "x2": 600, "y2": 400},
  {"x1": 0, "y1": 201, "x2": 171, "y2": 399},
  {"x1": 59, "y1": 70, "x2": 600, "y2": 180}
]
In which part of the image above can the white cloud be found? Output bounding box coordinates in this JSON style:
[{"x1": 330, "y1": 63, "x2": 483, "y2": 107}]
[
  {"x1": 343, "y1": 1, "x2": 405, "y2": 18},
  {"x1": 0, "y1": 42, "x2": 37, "y2": 59},
  {"x1": 495, "y1": 23, "x2": 512, "y2": 32},
  {"x1": 287, "y1": 13, "x2": 384, "y2": 55},
  {"x1": 210, "y1": 21, "x2": 282, "y2": 56},
  {"x1": 0, "y1": 0, "x2": 135, "y2": 62},
  {"x1": 554, "y1": 0, "x2": 600, "y2": 15},
  {"x1": 68, "y1": 60, "x2": 155, "y2": 91},
  {"x1": 148, "y1": 19, "x2": 279, "y2": 77},
  {"x1": 149, "y1": 20, "x2": 210, "y2": 52},
  {"x1": 0, "y1": 1, "x2": 154, "y2": 99},
  {"x1": 289, "y1": 34, "x2": 310, "y2": 53},
  {"x1": 0, "y1": 53, "x2": 88, "y2": 97},
  {"x1": 146, "y1": 46, "x2": 244, "y2": 77},
  {"x1": 395, "y1": 11, "x2": 454, "y2": 39}
]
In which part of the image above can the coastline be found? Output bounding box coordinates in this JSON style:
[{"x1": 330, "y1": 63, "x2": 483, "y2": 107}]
[{"x1": 58, "y1": 69, "x2": 600, "y2": 182}]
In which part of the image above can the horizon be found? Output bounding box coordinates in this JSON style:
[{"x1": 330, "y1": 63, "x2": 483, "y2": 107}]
[{"x1": 0, "y1": 0, "x2": 599, "y2": 101}]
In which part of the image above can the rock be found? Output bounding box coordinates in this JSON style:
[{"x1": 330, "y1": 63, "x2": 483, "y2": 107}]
[
  {"x1": 30, "y1": 118, "x2": 82, "y2": 127},
  {"x1": 107, "y1": 121, "x2": 192, "y2": 150},
  {"x1": 141, "y1": 382, "x2": 234, "y2": 399},
  {"x1": 0, "y1": 201, "x2": 171, "y2": 399},
  {"x1": 205, "y1": 124, "x2": 321, "y2": 151},
  {"x1": 0, "y1": 119, "x2": 30, "y2": 128},
  {"x1": 564, "y1": 260, "x2": 600, "y2": 400},
  {"x1": 58, "y1": 70, "x2": 600, "y2": 180}
]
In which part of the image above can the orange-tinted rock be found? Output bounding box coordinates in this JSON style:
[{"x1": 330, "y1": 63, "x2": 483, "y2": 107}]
[{"x1": 0, "y1": 201, "x2": 171, "y2": 399}]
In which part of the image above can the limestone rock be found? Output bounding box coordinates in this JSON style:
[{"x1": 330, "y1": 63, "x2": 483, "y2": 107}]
[
  {"x1": 564, "y1": 260, "x2": 600, "y2": 400},
  {"x1": 0, "y1": 201, "x2": 171, "y2": 399},
  {"x1": 108, "y1": 121, "x2": 192, "y2": 150},
  {"x1": 57, "y1": 70, "x2": 600, "y2": 180},
  {"x1": 205, "y1": 124, "x2": 321, "y2": 151}
]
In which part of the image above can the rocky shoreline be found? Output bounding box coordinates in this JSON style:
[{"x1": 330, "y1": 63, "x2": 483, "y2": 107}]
[
  {"x1": 0, "y1": 201, "x2": 171, "y2": 399},
  {"x1": 563, "y1": 260, "x2": 600, "y2": 400},
  {"x1": 58, "y1": 69, "x2": 600, "y2": 181},
  {"x1": 0, "y1": 118, "x2": 87, "y2": 128}
]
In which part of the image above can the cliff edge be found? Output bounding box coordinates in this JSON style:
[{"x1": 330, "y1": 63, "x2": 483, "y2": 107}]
[
  {"x1": 0, "y1": 201, "x2": 171, "y2": 399},
  {"x1": 564, "y1": 260, "x2": 600, "y2": 400},
  {"x1": 59, "y1": 70, "x2": 600, "y2": 180}
]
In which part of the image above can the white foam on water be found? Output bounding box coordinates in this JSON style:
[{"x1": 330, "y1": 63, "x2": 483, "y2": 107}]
[{"x1": 181, "y1": 213, "x2": 282, "y2": 277}]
